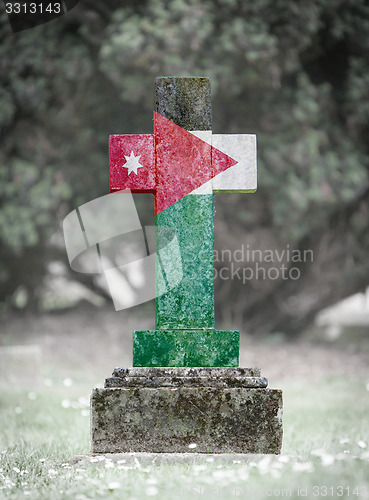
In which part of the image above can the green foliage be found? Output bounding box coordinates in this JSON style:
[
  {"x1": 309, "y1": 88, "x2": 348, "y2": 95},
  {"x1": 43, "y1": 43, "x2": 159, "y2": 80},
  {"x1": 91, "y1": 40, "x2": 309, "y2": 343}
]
[
  {"x1": 0, "y1": 160, "x2": 71, "y2": 253},
  {"x1": 99, "y1": 0, "x2": 369, "y2": 241},
  {"x1": 260, "y1": 73, "x2": 368, "y2": 240},
  {"x1": 0, "y1": 0, "x2": 368, "y2": 319}
]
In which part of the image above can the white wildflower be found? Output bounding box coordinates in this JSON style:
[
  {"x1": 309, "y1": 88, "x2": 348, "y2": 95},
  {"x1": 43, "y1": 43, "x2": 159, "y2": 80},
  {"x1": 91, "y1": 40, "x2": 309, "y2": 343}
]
[
  {"x1": 188, "y1": 443, "x2": 197, "y2": 449},
  {"x1": 311, "y1": 448, "x2": 325, "y2": 457},
  {"x1": 146, "y1": 486, "x2": 158, "y2": 496},
  {"x1": 108, "y1": 482, "x2": 121, "y2": 490},
  {"x1": 212, "y1": 469, "x2": 235, "y2": 479},
  {"x1": 292, "y1": 462, "x2": 314, "y2": 472},
  {"x1": 256, "y1": 455, "x2": 272, "y2": 473},
  {"x1": 193, "y1": 464, "x2": 207, "y2": 472},
  {"x1": 321, "y1": 454, "x2": 335, "y2": 466},
  {"x1": 271, "y1": 468, "x2": 281, "y2": 479},
  {"x1": 335, "y1": 453, "x2": 349, "y2": 460}
]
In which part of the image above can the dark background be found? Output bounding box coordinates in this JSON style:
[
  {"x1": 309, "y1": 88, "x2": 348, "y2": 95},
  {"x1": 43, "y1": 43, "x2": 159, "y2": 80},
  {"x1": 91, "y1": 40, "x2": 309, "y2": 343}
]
[{"x1": 1, "y1": 0, "x2": 369, "y2": 337}]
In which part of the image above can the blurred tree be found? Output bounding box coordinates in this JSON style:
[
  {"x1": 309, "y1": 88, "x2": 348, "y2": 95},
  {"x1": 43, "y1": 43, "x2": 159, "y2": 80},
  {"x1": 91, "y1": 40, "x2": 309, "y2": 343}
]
[{"x1": 0, "y1": 0, "x2": 368, "y2": 334}]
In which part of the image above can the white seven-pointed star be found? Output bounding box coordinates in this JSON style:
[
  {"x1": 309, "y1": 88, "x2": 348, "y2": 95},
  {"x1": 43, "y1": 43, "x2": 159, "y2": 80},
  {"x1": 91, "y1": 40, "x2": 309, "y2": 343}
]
[{"x1": 123, "y1": 151, "x2": 144, "y2": 175}]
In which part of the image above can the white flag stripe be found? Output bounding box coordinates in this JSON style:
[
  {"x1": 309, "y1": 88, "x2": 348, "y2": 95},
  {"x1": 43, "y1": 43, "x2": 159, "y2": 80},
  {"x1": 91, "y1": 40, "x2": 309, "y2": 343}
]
[
  {"x1": 189, "y1": 130, "x2": 212, "y2": 142},
  {"x1": 188, "y1": 132, "x2": 257, "y2": 194},
  {"x1": 212, "y1": 134, "x2": 257, "y2": 192}
]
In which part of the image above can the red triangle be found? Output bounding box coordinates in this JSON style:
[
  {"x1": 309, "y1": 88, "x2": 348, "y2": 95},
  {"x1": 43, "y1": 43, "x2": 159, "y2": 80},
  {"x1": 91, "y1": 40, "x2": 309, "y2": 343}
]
[
  {"x1": 212, "y1": 145, "x2": 237, "y2": 177},
  {"x1": 154, "y1": 112, "x2": 237, "y2": 214}
]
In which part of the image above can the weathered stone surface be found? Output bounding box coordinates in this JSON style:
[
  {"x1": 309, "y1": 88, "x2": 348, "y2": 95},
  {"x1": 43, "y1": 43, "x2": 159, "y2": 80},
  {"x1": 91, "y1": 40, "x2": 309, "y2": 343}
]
[
  {"x1": 112, "y1": 367, "x2": 261, "y2": 377},
  {"x1": 154, "y1": 77, "x2": 215, "y2": 343},
  {"x1": 91, "y1": 386, "x2": 283, "y2": 454},
  {"x1": 109, "y1": 134, "x2": 155, "y2": 193},
  {"x1": 107, "y1": 367, "x2": 266, "y2": 388},
  {"x1": 155, "y1": 194, "x2": 215, "y2": 330},
  {"x1": 105, "y1": 376, "x2": 268, "y2": 388},
  {"x1": 212, "y1": 134, "x2": 257, "y2": 193},
  {"x1": 154, "y1": 114, "x2": 233, "y2": 213},
  {"x1": 133, "y1": 329, "x2": 239, "y2": 367},
  {"x1": 92, "y1": 77, "x2": 282, "y2": 456},
  {"x1": 154, "y1": 77, "x2": 212, "y2": 131}
]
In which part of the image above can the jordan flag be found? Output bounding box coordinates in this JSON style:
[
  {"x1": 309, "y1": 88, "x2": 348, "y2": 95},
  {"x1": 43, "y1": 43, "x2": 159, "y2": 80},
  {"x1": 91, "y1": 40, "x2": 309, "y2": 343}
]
[{"x1": 109, "y1": 112, "x2": 256, "y2": 214}]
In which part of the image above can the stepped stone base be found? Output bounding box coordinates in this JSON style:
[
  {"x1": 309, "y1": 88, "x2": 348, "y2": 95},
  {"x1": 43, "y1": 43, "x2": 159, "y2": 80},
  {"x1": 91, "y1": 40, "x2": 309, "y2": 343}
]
[{"x1": 91, "y1": 368, "x2": 283, "y2": 454}]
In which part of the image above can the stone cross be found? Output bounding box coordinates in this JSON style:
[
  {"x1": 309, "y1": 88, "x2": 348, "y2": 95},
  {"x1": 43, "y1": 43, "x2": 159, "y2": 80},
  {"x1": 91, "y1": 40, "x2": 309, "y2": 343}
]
[
  {"x1": 109, "y1": 77, "x2": 256, "y2": 367},
  {"x1": 91, "y1": 77, "x2": 282, "y2": 455}
]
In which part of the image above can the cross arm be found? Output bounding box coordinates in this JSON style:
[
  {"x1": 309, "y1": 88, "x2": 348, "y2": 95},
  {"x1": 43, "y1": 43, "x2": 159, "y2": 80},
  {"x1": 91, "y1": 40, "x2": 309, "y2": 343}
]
[
  {"x1": 109, "y1": 119, "x2": 257, "y2": 203},
  {"x1": 109, "y1": 134, "x2": 155, "y2": 193},
  {"x1": 212, "y1": 134, "x2": 257, "y2": 193}
]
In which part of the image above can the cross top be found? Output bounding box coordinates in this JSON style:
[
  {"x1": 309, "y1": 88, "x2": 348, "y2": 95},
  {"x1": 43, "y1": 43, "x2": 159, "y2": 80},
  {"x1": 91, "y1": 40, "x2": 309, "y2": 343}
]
[
  {"x1": 110, "y1": 82, "x2": 256, "y2": 213},
  {"x1": 109, "y1": 77, "x2": 257, "y2": 367}
]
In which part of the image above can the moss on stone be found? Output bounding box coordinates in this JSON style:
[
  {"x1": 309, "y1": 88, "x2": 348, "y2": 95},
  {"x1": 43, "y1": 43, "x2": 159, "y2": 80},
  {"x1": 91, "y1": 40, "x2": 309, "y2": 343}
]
[
  {"x1": 91, "y1": 386, "x2": 283, "y2": 454},
  {"x1": 155, "y1": 77, "x2": 212, "y2": 131}
]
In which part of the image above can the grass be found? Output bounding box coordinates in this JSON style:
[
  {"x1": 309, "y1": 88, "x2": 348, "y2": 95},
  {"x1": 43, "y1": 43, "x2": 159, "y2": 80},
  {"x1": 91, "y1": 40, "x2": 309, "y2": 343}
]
[{"x1": 0, "y1": 377, "x2": 369, "y2": 499}]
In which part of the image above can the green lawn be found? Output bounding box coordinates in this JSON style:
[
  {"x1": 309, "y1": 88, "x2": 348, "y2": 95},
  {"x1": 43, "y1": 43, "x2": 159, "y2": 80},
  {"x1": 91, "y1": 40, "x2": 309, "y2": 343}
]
[{"x1": 1, "y1": 377, "x2": 368, "y2": 499}]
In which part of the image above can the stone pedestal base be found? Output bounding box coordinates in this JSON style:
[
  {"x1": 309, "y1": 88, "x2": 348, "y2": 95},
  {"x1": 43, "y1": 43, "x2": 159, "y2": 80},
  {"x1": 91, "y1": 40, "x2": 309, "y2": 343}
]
[{"x1": 91, "y1": 368, "x2": 283, "y2": 454}]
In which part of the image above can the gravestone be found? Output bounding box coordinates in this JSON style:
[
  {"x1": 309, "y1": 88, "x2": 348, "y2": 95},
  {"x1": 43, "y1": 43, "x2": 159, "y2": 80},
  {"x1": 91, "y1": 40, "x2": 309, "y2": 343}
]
[{"x1": 91, "y1": 77, "x2": 283, "y2": 453}]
